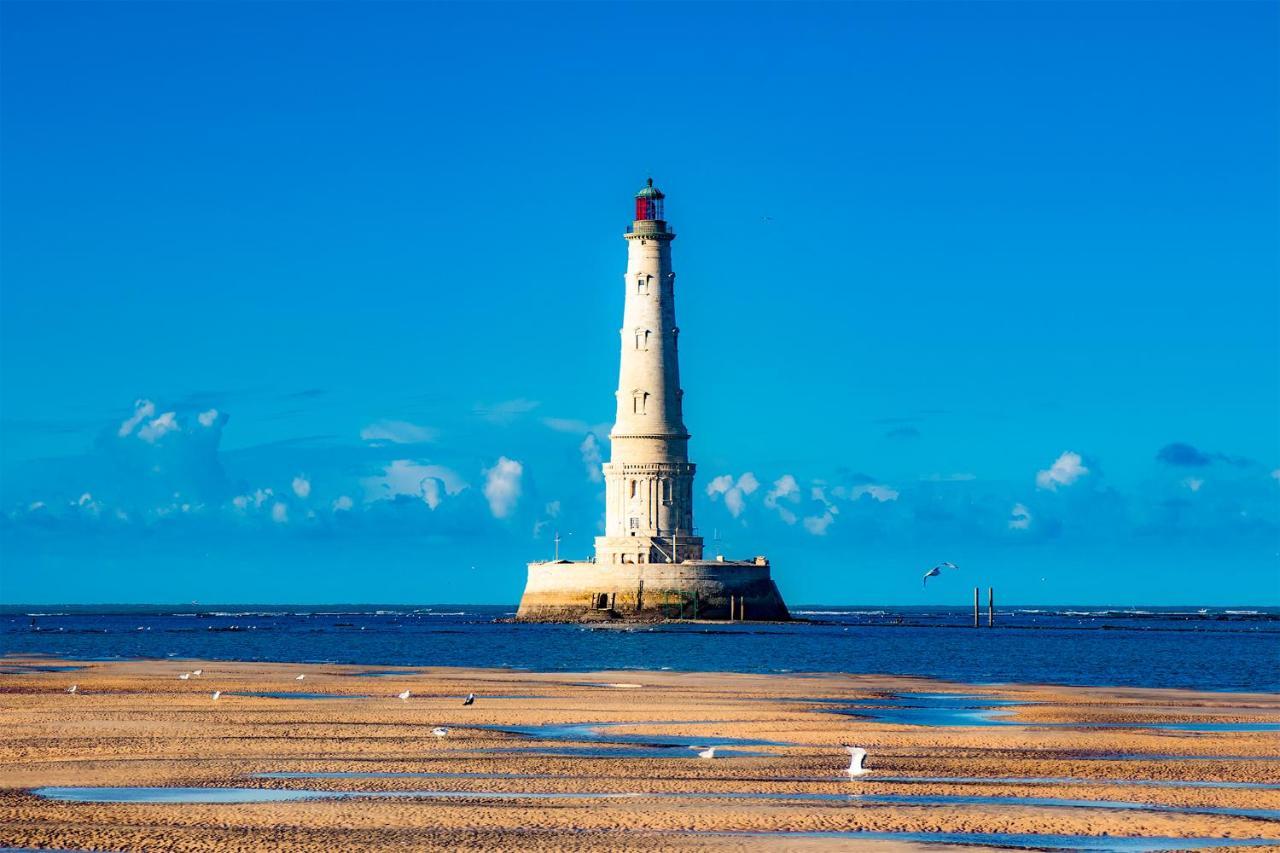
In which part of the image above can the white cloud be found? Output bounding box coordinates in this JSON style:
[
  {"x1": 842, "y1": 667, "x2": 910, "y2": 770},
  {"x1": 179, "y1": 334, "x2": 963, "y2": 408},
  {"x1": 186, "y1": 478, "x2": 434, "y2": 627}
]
[
  {"x1": 707, "y1": 475, "x2": 735, "y2": 497},
  {"x1": 803, "y1": 510, "x2": 836, "y2": 535},
  {"x1": 1036, "y1": 451, "x2": 1089, "y2": 491},
  {"x1": 197, "y1": 409, "x2": 219, "y2": 427},
  {"x1": 579, "y1": 433, "x2": 603, "y2": 483},
  {"x1": 137, "y1": 411, "x2": 179, "y2": 443},
  {"x1": 762, "y1": 474, "x2": 800, "y2": 524},
  {"x1": 483, "y1": 457, "x2": 523, "y2": 518},
  {"x1": 707, "y1": 473, "x2": 758, "y2": 518},
  {"x1": 1008, "y1": 502, "x2": 1032, "y2": 530},
  {"x1": 271, "y1": 502, "x2": 288, "y2": 524},
  {"x1": 292, "y1": 475, "x2": 311, "y2": 499},
  {"x1": 360, "y1": 420, "x2": 438, "y2": 444},
  {"x1": 118, "y1": 399, "x2": 156, "y2": 438},
  {"x1": 1184, "y1": 477, "x2": 1203, "y2": 493},
  {"x1": 545, "y1": 500, "x2": 561, "y2": 518},
  {"x1": 332, "y1": 495, "x2": 354, "y2": 512},
  {"x1": 850, "y1": 483, "x2": 899, "y2": 502},
  {"x1": 362, "y1": 460, "x2": 467, "y2": 508}
]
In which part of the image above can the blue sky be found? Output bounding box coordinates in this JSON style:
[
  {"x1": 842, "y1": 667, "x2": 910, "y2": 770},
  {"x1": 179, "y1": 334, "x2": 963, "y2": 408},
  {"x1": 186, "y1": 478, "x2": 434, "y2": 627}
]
[{"x1": 1, "y1": 1, "x2": 1276, "y2": 605}]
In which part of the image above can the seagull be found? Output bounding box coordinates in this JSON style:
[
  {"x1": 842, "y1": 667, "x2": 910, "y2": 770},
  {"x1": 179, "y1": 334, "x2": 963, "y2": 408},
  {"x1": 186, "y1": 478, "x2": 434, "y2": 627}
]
[
  {"x1": 462, "y1": 693, "x2": 475, "y2": 706},
  {"x1": 922, "y1": 561, "x2": 958, "y2": 587},
  {"x1": 845, "y1": 746, "x2": 870, "y2": 778},
  {"x1": 178, "y1": 672, "x2": 191, "y2": 680},
  {"x1": 690, "y1": 746, "x2": 717, "y2": 759},
  {"x1": 295, "y1": 674, "x2": 305, "y2": 681},
  {"x1": 66, "y1": 684, "x2": 77, "y2": 694},
  {"x1": 212, "y1": 691, "x2": 221, "y2": 701},
  {"x1": 398, "y1": 690, "x2": 411, "y2": 701},
  {"x1": 431, "y1": 727, "x2": 449, "y2": 738},
  {"x1": 192, "y1": 669, "x2": 202, "y2": 677}
]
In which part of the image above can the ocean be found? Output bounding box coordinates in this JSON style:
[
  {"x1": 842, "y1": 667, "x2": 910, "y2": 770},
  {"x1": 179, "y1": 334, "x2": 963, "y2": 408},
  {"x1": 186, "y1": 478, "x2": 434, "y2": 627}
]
[{"x1": 1, "y1": 605, "x2": 1276, "y2": 692}]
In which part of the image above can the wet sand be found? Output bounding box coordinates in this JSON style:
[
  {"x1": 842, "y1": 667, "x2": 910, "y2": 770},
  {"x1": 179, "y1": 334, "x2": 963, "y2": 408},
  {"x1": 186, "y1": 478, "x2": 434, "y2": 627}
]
[{"x1": 2, "y1": 658, "x2": 1278, "y2": 851}]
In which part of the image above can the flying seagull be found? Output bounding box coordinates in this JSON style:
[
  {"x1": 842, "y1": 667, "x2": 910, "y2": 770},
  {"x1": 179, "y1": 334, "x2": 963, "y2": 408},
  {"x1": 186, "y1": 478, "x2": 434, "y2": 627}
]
[
  {"x1": 690, "y1": 746, "x2": 717, "y2": 760},
  {"x1": 212, "y1": 691, "x2": 221, "y2": 701},
  {"x1": 922, "y1": 561, "x2": 958, "y2": 587},
  {"x1": 462, "y1": 693, "x2": 475, "y2": 706},
  {"x1": 66, "y1": 684, "x2": 77, "y2": 694},
  {"x1": 178, "y1": 672, "x2": 191, "y2": 680},
  {"x1": 398, "y1": 690, "x2": 411, "y2": 701},
  {"x1": 431, "y1": 727, "x2": 449, "y2": 738},
  {"x1": 845, "y1": 746, "x2": 870, "y2": 778}
]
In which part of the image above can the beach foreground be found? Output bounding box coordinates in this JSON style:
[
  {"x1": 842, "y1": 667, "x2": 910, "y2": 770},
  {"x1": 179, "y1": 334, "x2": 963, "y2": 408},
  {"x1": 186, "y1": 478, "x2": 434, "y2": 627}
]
[{"x1": 2, "y1": 658, "x2": 1278, "y2": 852}]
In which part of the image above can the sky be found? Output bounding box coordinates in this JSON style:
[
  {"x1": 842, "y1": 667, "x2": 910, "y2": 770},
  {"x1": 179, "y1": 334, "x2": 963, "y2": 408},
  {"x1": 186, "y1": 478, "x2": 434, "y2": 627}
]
[{"x1": 1, "y1": 1, "x2": 1276, "y2": 606}]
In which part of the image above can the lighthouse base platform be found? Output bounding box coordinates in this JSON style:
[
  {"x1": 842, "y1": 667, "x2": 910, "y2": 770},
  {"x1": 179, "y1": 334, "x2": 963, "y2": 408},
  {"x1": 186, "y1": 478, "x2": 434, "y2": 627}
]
[{"x1": 514, "y1": 558, "x2": 790, "y2": 623}]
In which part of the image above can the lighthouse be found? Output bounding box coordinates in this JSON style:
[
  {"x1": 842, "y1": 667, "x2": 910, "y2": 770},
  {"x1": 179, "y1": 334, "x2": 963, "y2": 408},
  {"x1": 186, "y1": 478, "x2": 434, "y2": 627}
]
[
  {"x1": 516, "y1": 181, "x2": 790, "y2": 622},
  {"x1": 595, "y1": 179, "x2": 703, "y2": 567}
]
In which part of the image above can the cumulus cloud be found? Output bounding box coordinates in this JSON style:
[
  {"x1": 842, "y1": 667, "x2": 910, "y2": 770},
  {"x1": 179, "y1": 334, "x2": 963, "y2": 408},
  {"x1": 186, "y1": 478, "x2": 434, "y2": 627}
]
[
  {"x1": 1008, "y1": 502, "x2": 1032, "y2": 530},
  {"x1": 360, "y1": 420, "x2": 438, "y2": 444},
  {"x1": 291, "y1": 475, "x2": 311, "y2": 499},
  {"x1": 137, "y1": 411, "x2": 179, "y2": 443},
  {"x1": 1184, "y1": 477, "x2": 1204, "y2": 493},
  {"x1": 362, "y1": 460, "x2": 467, "y2": 508},
  {"x1": 271, "y1": 502, "x2": 288, "y2": 524},
  {"x1": 1036, "y1": 451, "x2": 1089, "y2": 491},
  {"x1": 332, "y1": 495, "x2": 354, "y2": 512},
  {"x1": 579, "y1": 433, "x2": 603, "y2": 482},
  {"x1": 483, "y1": 457, "x2": 523, "y2": 518},
  {"x1": 197, "y1": 409, "x2": 219, "y2": 428},
  {"x1": 802, "y1": 485, "x2": 838, "y2": 535},
  {"x1": 117, "y1": 400, "x2": 156, "y2": 438},
  {"x1": 707, "y1": 473, "x2": 758, "y2": 518},
  {"x1": 764, "y1": 474, "x2": 800, "y2": 524},
  {"x1": 849, "y1": 483, "x2": 899, "y2": 502}
]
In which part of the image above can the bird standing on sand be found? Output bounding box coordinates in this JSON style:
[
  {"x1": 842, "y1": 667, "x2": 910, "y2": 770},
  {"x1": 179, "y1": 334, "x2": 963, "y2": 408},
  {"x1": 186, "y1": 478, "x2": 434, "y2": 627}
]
[
  {"x1": 463, "y1": 693, "x2": 475, "y2": 706},
  {"x1": 398, "y1": 690, "x2": 411, "y2": 701},
  {"x1": 295, "y1": 674, "x2": 305, "y2": 681},
  {"x1": 212, "y1": 691, "x2": 221, "y2": 701},
  {"x1": 922, "y1": 562, "x2": 957, "y2": 587},
  {"x1": 178, "y1": 672, "x2": 191, "y2": 680},
  {"x1": 690, "y1": 746, "x2": 717, "y2": 759},
  {"x1": 432, "y1": 727, "x2": 449, "y2": 738},
  {"x1": 192, "y1": 669, "x2": 202, "y2": 677},
  {"x1": 66, "y1": 684, "x2": 77, "y2": 694},
  {"x1": 845, "y1": 746, "x2": 870, "y2": 778}
]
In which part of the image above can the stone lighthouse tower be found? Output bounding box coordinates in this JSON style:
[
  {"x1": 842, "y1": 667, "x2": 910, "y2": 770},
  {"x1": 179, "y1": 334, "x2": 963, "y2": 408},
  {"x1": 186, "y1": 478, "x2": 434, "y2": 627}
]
[
  {"x1": 594, "y1": 179, "x2": 704, "y2": 567},
  {"x1": 516, "y1": 180, "x2": 789, "y2": 622}
]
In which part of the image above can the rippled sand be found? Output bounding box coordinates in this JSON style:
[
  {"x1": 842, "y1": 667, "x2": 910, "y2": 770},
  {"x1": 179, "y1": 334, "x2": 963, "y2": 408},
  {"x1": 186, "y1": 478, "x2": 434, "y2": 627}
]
[{"x1": 2, "y1": 658, "x2": 1278, "y2": 851}]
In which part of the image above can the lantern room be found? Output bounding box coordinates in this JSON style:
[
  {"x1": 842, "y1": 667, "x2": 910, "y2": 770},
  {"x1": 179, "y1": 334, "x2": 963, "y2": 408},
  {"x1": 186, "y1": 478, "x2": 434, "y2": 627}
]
[{"x1": 634, "y1": 178, "x2": 665, "y2": 221}]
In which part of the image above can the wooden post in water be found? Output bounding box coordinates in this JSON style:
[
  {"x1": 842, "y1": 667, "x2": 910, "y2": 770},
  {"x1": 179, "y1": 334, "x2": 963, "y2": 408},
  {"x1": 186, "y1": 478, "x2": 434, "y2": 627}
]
[
  {"x1": 988, "y1": 587, "x2": 994, "y2": 627},
  {"x1": 973, "y1": 587, "x2": 979, "y2": 628}
]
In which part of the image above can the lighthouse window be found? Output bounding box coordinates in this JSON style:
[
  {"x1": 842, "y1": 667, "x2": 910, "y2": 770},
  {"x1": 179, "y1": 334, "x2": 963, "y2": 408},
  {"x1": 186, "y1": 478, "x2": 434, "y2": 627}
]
[
  {"x1": 634, "y1": 328, "x2": 650, "y2": 351},
  {"x1": 632, "y1": 391, "x2": 648, "y2": 415},
  {"x1": 662, "y1": 479, "x2": 672, "y2": 504},
  {"x1": 630, "y1": 480, "x2": 637, "y2": 499},
  {"x1": 636, "y1": 277, "x2": 648, "y2": 295}
]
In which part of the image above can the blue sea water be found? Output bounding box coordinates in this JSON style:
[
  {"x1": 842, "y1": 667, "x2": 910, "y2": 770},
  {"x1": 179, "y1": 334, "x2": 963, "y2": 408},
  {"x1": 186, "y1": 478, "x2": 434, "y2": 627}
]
[{"x1": 1, "y1": 605, "x2": 1277, "y2": 692}]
